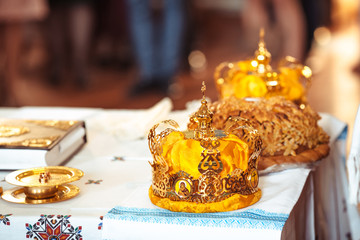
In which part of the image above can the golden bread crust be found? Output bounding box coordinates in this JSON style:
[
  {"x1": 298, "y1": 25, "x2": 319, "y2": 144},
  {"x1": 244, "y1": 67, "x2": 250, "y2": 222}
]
[
  {"x1": 208, "y1": 96, "x2": 330, "y2": 170},
  {"x1": 258, "y1": 143, "x2": 330, "y2": 170}
]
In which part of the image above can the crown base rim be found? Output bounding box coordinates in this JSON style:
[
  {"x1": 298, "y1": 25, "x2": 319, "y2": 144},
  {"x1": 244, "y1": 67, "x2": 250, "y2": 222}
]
[{"x1": 149, "y1": 186, "x2": 262, "y2": 213}]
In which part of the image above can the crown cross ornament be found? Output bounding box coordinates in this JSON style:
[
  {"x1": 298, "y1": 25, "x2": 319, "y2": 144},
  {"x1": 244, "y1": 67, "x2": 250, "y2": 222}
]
[
  {"x1": 148, "y1": 82, "x2": 263, "y2": 213},
  {"x1": 193, "y1": 82, "x2": 214, "y2": 140}
]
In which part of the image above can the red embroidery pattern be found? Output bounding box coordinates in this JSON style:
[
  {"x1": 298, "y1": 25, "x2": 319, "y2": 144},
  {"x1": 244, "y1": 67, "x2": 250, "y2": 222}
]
[
  {"x1": 25, "y1": 215, "x2": 82, "y2": 240},
  {"x1": 0, "y1": 214, "x2": 12, "y2": 226},
  {"x1": 98, "y1": 216, "x2": 103, "y2": 230}
]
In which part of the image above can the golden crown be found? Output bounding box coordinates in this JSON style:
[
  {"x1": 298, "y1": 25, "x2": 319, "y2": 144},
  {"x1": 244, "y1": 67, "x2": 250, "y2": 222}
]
[
  {"x1": 148, "y1": 82, "x2": 262, "y2": 213},
  {"x1": 214, "y1": 29, "x2": 312, "y2": 106}
]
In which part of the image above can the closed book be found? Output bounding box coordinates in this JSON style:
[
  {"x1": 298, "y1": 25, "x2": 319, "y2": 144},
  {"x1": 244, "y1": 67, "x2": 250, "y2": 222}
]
[{"x1": 0, "y1": 119, "x2": 86, "y2": 170}]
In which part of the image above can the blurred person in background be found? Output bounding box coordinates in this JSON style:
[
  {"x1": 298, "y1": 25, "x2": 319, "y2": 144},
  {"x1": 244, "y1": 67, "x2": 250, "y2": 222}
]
[
  {"x1": 47, "y1": 0, "x2": 94, "y2": 89},
  {"x1": 0, "y1": 0, "x2": 48, "y2": 105},
  {"x1": 300, "y1": 0, "x2": 331, "y2": 55},
  {"x1": 93, "y1": 0, "x2": 133, "y2": 71},
  {"x1": 125, "y1": 0, "x2": 187, "y2": 97},
  {"x1": 241, "y1": 0, "x2": 306, "y2": 62}
]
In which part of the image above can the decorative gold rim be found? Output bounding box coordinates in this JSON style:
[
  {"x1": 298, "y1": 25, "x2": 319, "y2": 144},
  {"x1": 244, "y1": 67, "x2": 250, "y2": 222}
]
[
  {"x1": 1, "y1": 184, "x2": 80, "y2": 204},
  {"x1": 5, "y1": 166, "x2": 84, "y2": 187},
  {"x1": 149, "y1": 186, "x2": 262, "y2": 213}
]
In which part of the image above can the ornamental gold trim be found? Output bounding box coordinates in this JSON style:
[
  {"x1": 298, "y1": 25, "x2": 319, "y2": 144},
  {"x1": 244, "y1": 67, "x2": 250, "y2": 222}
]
[
  {"x1": 0, "y1": 136, "x2": 60, "y2": 148},
  {"x1": 214, "y1": 29, "x2": 311, "y2": 104},
  {"x1": 26, "y1": 120, "x2": 78, "y2": 131},
  {"x1": 0, "y1": 126, "x2": 29, "y2": 137},
  {"x1": 148, "y1": 82, "x2": 262, "y2": 205},
  {"x1": 148, "y1": 118, "x2": 262, "y2": 204}
]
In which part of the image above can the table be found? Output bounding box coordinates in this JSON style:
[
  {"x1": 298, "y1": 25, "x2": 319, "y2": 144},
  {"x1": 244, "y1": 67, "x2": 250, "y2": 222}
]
[{"x1": 0, "y1": 102, "x2": 348, "y2": 240}]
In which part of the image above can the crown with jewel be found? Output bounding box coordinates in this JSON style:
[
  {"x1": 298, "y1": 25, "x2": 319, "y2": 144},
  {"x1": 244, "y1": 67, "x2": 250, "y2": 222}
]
[
  {"x1": 148, "y1": 82, "x2": 262, "y2": 213},
  {"x1": 214, "y1": 29, "x2": 312, "y2": 106}
]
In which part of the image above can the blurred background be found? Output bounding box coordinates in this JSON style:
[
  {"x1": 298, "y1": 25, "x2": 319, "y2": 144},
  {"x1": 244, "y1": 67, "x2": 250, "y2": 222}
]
[{"x1": 0, "y1": 0, "x2": 359, "y2": 149}]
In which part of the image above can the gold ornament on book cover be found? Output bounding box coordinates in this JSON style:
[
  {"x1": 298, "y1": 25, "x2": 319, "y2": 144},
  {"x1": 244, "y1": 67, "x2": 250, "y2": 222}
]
[
  {"x1": 25, "y1": 120, "x2": 78, "y2": 131},
  {"x1": 0, "y1": 126, "x2": 29, "y2": 137},
  {"x1": 148, "y1": 82, "x2": 262, "y2": 213},
  {"x1": 0, "y1": 119, "x2": 81, "y2": 149}
]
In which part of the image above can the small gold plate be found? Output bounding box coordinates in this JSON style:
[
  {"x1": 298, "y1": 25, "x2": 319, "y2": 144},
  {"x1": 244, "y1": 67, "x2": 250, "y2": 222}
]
[
  {"x1": 1, "y1": 184, "x2": 80, "y2": 204},
  {"x1": 4, "y1": 166, "x2": 83, "y2": 200},
  {"x1": 6, "y1": 166, "x2": 83, "y2": 187}
]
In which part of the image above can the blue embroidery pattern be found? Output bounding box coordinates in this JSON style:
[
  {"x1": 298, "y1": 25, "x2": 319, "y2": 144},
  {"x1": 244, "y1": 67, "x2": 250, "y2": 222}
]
[
  {"x1": 337, "y1": 126, "x2": 348, "y2": 141},
  {"x1": 98, "y1": 216, "x2": 103, "y2": 230},
  {"x1": 0, "y1": 214, "x2": 12, "y2": 226},
  {"x1": 105, "y1": 206, "x2": 288, "y2": 230}
]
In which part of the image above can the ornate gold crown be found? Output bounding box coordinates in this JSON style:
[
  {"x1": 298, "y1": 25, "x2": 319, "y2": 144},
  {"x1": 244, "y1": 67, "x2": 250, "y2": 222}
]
[
  {"x1": 148, "y1": 82, "x2": 262, "y2": 213},
  {"x1": 214, "y1": 29, "x2": 312, "y2": 106}
]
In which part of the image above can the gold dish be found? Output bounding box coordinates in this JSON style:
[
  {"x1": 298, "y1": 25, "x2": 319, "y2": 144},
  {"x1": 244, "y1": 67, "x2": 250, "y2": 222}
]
[
  {"x1": 4, "y1": 166, "x2": 83, "y2": 201},
  {"x1": 1, "y1": 184, "x2": 80, "y2": 204}
]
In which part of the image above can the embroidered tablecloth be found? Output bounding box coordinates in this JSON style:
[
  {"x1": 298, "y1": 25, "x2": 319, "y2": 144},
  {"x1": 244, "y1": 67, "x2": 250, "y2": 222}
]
[
  {"x1": 0, "y1": 103, "x2": 349, "y2": 240},
  {"x1": 102, "y1": 168, "x2": 311, "y2": 240}
]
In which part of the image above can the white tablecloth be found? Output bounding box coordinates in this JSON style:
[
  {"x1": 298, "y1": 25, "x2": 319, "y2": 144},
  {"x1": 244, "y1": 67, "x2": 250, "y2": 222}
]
[
  {"x1": 102, "y1": 168, "x2": 311, "y2": 240},
  {"x1": 0, "y1": 104, "x2": 348, "y2": 240}
]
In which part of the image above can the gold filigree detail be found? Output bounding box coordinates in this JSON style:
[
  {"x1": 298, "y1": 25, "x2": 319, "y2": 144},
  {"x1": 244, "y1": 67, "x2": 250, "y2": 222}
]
[
  {"x1": 191, "y1": 81, "x2": 215, "y2": 140},
  {"x1": 150, "y1": 117, "x2": 262, "y2": 203},
  {"x1": 252, "y1": 28, "x2": 272, "y2": 75},
  {"x1": 148, "y1": 120, "x2": 179, "y2": 198},
  {"x1": 148, "y1": 119, "x2": 179, "y2": 164},
  {"x1": 0, "y1": 126, "x2": 29, "y2": 137},
  {"x1": 224, "y1": 116, "x2": 262, "y2": 153},
  {"x1": 214, "y1": 29, "x2": 311, "y2": 105},
  {"x1": 26, "y1": 120, "x2": 78, "y2": 131},
  {"x1": 198, "y1": 139, "x2": 222, "y2": 174},
  {"x1": 149, "y1": 82, "x2": 262, "y2": 204},
  {"x1": 151, "y1": 161, "x2": 260, "y2": 203},
  {"x1": 151, "y1": 163, "x2": 170, "y2": 198}
]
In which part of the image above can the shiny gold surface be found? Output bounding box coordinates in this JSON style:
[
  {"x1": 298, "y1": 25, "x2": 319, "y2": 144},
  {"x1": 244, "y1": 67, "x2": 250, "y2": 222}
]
[
  {"x1": 0, "y1": 126, "x2": 29, "y2": 137},
  {"x1": 38, "y1": 172, "x2": 51, "y2": 183},
  {"x1": 148, "y1": 83, "x2": 262, "y2": 209},
  {"x1": 252, "y1": 28, "x2": 272, "y2": 75},
  {"x1": 214, "y1": 29, "x2": 311, "y2": 104},
  {"x1": 25, "y1": 120, "x2": 78, "y2": 131},
  {"x1": 6, "y1": 166, "x2": 84, "y2": 187},
  {"x1": 0, "y1": 136, "x2": 60, "y2": 148},
  {"x1": 4, "y1": 166, "x2": 83, "y2": 200},
  {"x1": 0, "y1": 119, "x2": 84, "y2": 150},
  {"x1": 191, "y1": 81, "x2": 215, "y2": 140},
  {"x1": 1, "y1": 184, "x2": 80, "y2": 204},
  {"x1": 24, "y1": 185, "x2": 59, "y2": 199}
]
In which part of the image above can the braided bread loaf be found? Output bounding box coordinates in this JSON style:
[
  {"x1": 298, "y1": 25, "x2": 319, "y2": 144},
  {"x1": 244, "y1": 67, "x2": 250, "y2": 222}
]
[{"x1": 209, "y1": 96, "x2": 330, "y2": 171}]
